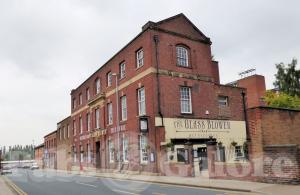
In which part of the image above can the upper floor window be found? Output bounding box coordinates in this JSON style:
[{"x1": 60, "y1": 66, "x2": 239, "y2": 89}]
[
  {"x1": 87, "y1": 113, "x2": 91, "y2": 131},
  {"x1": 218, "y1": 96, "x2": 229, "y2": 107},
  {"x1": 121, "y1": 96, "x2": 127, "y2": 121},
  {"x1": 95, "y1": 78, "x2": 101, "y2": 94},
  {"x1": 176, "y1": 46, "x2": 189, "y2": 67},
  {"x1": 79, "y1": 93, "x2": 83, "y2": 105},
  {"x1": 137, "y1": 87, "x2": 146, "y2": 116},
  {"x1": 67, "y1": 124, "x2": 70, "y2": 138},
  {"x1": 107, "y1": 72, "x2": 112, "y2": 87},
  {"x1": 73, "y1": 119, "x2": 76, "y2": 136},
  {"x1": 79, "y1": 116, "x2": 83, "y2": 134},
  {"x1": 95, "y1": 108, "x2": 100, "y2": 129},
  {"x1": 72, "y1": 98, "x2": 76, "y2": 109},
  {"x1": 108, "y1": 103, "x2": 113, "y2": 125},
  {"x1": 136, "y1": 48, "x2": 144, "y2": 68},
  {"x1": 120, "y1": 62, "x2": 126, "y2": 79},
  {"x1": 63, "y1": 126, "x2": 66, "y2": 139},
  {"x1": 180, "y1": 87, "x2": 192, "y2": 113},
  {"x1": 86, "y1": 88, "x2": 90, "y2": 101}
]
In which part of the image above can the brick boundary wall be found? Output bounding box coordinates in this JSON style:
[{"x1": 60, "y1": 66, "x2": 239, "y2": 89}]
[{"x1": 263, "y1": 145, "x2": 300, "y2": 184}]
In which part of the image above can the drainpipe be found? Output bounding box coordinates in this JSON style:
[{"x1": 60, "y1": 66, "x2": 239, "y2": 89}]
[
  {"x1": 153, "y1": 35, "x2": 163, "y2": 174},
  {"x1": 153, "y1": 35, "x2": 164, "y2": 126},
  {"x1": 241, "y1": 91, "x2": 251, "y2": 142}
]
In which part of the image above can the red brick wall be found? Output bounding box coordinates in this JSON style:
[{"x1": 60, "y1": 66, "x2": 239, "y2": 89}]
[
  {"x1": 237, "y1": 75, "x2": 266, "y2": 108},
  {"x1": 247, "y1": 107, "x2": 300, "y2": 183}
]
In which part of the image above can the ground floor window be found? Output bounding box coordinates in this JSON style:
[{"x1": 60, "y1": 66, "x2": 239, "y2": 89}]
[
  {"x1": 177, "y1": 148, "x2": 188, "y2": 162},
  {"x1": 216, "y1": 146, "x2": 226, "y2": 162},
  {"x1": 123, "y1": 137, "x2": 129, "y2": 163},
  {"x1": 235, "y1": 145, "x2": 243, "y2": 159},
  {"x1": 80, "y1": 145, "x2": 84, "y2": 163},
  {"x1": 139, "y1": 135, "x2": 148, "y2": 164},
  {"x1": 108, "y1": 139, "x2": 114, "y2": 163},
  {"x1": 73, "y1": 146, "x2": 77, "y2": 163},
  {"x1": 87, "y1": 144, "x2": 91, "y2": 163}
]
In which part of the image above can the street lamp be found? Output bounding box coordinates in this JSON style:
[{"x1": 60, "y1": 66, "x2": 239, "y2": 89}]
[{"x1": 111, "y1": 73, "x2": 121, "y2": 172}]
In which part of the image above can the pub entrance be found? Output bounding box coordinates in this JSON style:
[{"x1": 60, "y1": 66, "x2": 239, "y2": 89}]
[
  {"x1": 193, "y1": 146, "x2": 208, "y2": 177},
  {"x1": 95, "y1": 141, "x2": 101, "y2": 168}
]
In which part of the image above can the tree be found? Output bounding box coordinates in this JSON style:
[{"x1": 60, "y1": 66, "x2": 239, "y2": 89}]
[
  {"x1": 264, "y1": 91, "x2": 300, "y2": 110},
  {"x1": 274, "y1": 58, "x2": 300, "y2": 97}
]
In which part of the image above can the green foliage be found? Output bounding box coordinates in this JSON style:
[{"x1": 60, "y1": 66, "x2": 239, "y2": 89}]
[
  {"x1": 274, "y1": 58, "x2": 300, "y2": 97},
  {"x1": 264, "y1": 91, "x2": 300, "y2": 110}
]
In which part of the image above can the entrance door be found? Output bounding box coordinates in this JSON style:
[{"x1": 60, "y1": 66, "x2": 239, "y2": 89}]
[
  {"x1": 96, "y1": 141, "x2": 101, "y2": 168},
  {"x1": 198, "y1": 147, "x2": 208, "y2": 171}
]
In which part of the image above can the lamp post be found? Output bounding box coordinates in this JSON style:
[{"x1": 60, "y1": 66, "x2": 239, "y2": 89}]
[{"x1": 112, "y1": 73, "x2": 121, "y2": 172}]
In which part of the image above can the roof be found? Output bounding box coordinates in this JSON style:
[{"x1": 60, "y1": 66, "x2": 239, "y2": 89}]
[
  {"x1": 44, "y1": 130, "x2": 57, "y2": 138},
  {"x1": 71, "y1": 13, "x2": 211, "y2": 92},
  {"x1": 57, "y1": 115, "x2": 71, "y2": 125},
  {"x1": 34, "y1": 143, "x2": 44, "y2": 149},
  {"x1": 156, "y1": 13, "x2": 209, "y2": 41}
]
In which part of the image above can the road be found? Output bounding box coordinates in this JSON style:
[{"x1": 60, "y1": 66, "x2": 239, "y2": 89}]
[{"x1": 6, "y1": 169, "x2": 257, "y2": 195}]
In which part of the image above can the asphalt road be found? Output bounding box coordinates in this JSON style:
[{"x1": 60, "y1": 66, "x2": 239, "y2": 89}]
[{"x1": 7, "y1": 169, "x2": 255, "y2": 195}]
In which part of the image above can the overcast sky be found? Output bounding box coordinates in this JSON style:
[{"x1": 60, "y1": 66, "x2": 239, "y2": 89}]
[{"x1": 0, "y1": 0, "x2": 299, "y2": 147}]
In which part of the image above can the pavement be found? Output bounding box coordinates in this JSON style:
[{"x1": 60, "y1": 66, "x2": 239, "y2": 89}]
[
  {"x1": 0, "y1": 176, "x2": 15, "y2": 195},
  {"x1": 2, "y1": 169, "x2": 300, "y2": 195},
  {"x1": 53, "y1": 169, "x2": 300, "y2": 195}
]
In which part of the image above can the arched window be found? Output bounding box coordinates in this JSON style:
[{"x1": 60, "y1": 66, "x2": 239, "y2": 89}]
[{"x1": 176, "y1": 46, "x2": 189, "y2": 67}]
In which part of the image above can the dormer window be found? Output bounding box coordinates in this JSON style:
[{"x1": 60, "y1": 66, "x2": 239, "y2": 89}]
[{"x1": 176, "y1": 46, "x2": 189, "y2": 67}]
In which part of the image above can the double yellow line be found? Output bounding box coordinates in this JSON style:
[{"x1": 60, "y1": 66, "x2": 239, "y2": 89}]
[{"x1": 3, "y1": 176, "x2": 28, "y2": 195}]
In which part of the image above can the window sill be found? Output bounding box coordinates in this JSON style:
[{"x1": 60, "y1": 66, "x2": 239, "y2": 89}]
[
  {"x1": 176, "y1": 64, "x2": 192, "y2": 69},
  {"x1": 135, "y1": 65, "x2": 144, "y2": 70}
]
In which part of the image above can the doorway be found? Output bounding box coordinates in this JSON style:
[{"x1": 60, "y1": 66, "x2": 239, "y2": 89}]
[
  {"x1": 193, "y1": 146, "x2": 208, "y2": 177},
  {"x1": 96, "y1": 141, "x2": 101, "y2": 168}
]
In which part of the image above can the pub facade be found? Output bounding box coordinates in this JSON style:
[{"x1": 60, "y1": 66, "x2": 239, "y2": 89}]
[{"x1": 69, "y1": 13, "x2": 249, "y2": 177}]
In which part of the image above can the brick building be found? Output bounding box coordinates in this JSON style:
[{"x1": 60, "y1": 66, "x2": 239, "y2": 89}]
[
  {"x1": 44, "y1": 130, "x2": 57, "y2": 169},
  {"x1": 34, "y1": 143, "x2": 44, "y2": 168},
  {"x1": 69, "y1": 13, "x2": 249, "y2": 177},
  {"x1": 56, "y1": 116, "x2": 72, "y2": 170},
  {"x1": 228, "y1": 74, "x2": 266, "y2": 108}
]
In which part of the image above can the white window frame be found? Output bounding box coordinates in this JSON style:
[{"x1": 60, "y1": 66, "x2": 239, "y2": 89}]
[
  {"x1": 95, "y1": 108, "x2": 100, "y2": 129},
  {"x1": 120, "y1": 62, "x2": 126, "y2": 79},
  {"x1": 121, "y1": 96, "x2": 127, "y2": 121},
  {"x1": 123, "y1": 136, "x2": 129, "y2": 163},
  {"x1": 176, "y1": 46, "x2": 189, "y2": 67},
  {"x1": 107, "y1": 72, "x2": 112, "y2": 87},
  {"x1": 136, "y1": 49, "x2": 144, "y2": 68},
  {"x1": 140, "y1": 135, "x2": 148, "y2": 164},
  {"x1": 96, "y1": 78, "x2": 101, "y2": 94},
  {"x1": 218, "y1": 96, "x2": 229, "y2": 107},
  {"x1": 59, "y1": 128, "x2": 62, "y2": 140},
  {"x1": 87, "y1": 113, "x2": 91, "y2": 131},
  {"x1": 108, "y1": 139, "x2": 114, "y2": 163},
  {"x1": 138, "y1": 87, "x2": 146, "y2": 116},
  {"x1": 180, "y1": 87, "x2": 192, "y2": 114},
  {"x1": 79, "y1": 116, "x2": 83, "y2": 134},
  {"x1": 108, "y1": 103, "x2": 113, "y2": 125},
  {"x1": 235, "y1": 145, "x2": 244, "y2": 159}
]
